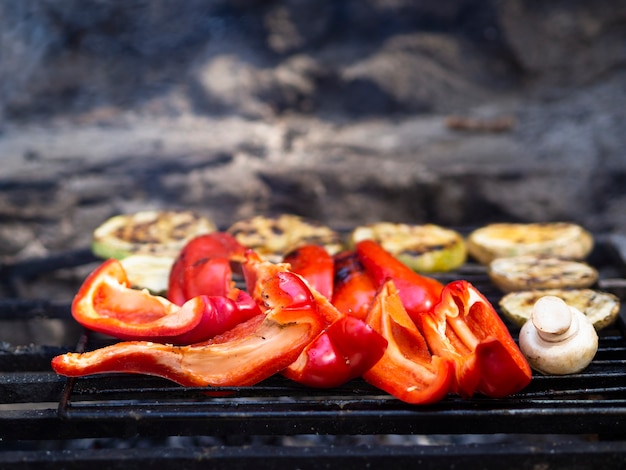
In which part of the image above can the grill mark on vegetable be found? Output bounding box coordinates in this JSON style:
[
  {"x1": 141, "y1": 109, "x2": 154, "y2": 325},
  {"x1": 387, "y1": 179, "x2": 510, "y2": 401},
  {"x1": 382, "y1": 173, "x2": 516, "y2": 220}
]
[
  {"x1": 228, "y1": 215, "x2": 342, "y2": 259},
  {"x1": 270, "y1": 225, "x2": 284, "y2": 236},
  {"x1": 301, "y1": 234, "x2": 341, "y2": 245},
  {"x1": 334, "y1": 254, "x2": 364, "y2": 284},
  {"x1": 111, "y1": 214, "x2": 200, "y2": 244},
  {"x1": 403, "y1": 243, "x2": 451, "y2": 255}
]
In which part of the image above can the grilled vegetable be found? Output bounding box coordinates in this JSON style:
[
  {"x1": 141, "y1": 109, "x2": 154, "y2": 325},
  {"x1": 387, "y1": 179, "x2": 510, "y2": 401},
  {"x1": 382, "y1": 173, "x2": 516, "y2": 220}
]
[
  {"x1": 167, "y1": 232, "x2": 247, "y2": 306},
  {"x1": 92, "y1": 210, "x2": 217, "y2": 260},
  {"x1": 417, "y1": 280, "x2": 532, "y2": 398},
  {"x1": 283, "y1": 244, "x2": 335, "y2": 300},
  {"x1": 242, "y1": 249, "x2": 387, "y2": 389},
  {"x1": 227, "y1": 214, "x2": 343, "y2": 263},
  {"x1": 355, "y1": 239, "x2": 444, "y2": 324},
  {"x1": 283, "y1": 312, "x2": 387, "y2": 389},
  {"x1": 69, "y1": 259, "x2": 207, "y2": 342},
  {"x1": 467, "y1": 222, "x2": 594, "y2": 265},
  {"x1": 349, "y1": 222, "x2": 466, "y2": 272},
  {"x1": 331, "y1": 251, "x2": 377, "y2": 320},
  {"x1": 519, "y1": 295, "x2": 598, "y2": 375},
  {"x1": 362, "y1": 280, "x2": 454, "y2": 404},
  {"x1": 499, "y1": 288, "x2": 620, "y2": 330},
  {"x1": 119, "y1": 254, "x2": 175, "y2": 294},
  {"x1": 51, "y1": 258, "x2": 326, "y2": 388},
  {"x1": 488, "y1": 255, "x2": 598, "y2": 293}
]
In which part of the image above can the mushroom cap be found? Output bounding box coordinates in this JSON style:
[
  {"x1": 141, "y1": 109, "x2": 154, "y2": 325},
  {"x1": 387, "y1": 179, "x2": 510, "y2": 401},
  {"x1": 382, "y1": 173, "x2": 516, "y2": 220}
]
[
  {"x1": 531, "y1": 296, "x2": 573, "y2": 337},
  {"x1": 519, "y1": 298, "x2": 598, "y2": 375}
]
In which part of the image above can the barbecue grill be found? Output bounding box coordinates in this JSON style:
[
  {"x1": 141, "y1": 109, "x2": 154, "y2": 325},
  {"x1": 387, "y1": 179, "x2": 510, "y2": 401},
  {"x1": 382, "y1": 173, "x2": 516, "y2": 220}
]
[{"x1": 2, "y1": 232, "x2": 626, "y2": 469}]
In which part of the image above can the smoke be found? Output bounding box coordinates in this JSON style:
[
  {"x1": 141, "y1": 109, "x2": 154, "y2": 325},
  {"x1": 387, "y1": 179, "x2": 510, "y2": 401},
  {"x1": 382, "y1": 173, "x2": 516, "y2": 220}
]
[{"x1": 0, "y1": 1, "x2": 58, "y2": 120}]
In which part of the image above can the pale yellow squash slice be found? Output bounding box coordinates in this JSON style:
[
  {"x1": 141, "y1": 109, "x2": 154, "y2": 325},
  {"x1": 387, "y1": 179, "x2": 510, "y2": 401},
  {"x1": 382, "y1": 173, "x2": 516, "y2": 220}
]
[{"x1": 348, "y1": 222, "x2": 466, "y2": 272}]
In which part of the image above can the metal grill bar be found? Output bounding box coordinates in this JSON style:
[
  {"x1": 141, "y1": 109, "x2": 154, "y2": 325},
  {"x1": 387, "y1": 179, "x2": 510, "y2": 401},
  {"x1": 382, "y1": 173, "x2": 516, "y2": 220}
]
[
  {"x1": 0, "y1": 299, "x2": 73, "y2": 320},
  {"x1": 3, "y1": 440, "x2": 626, "y2": 470},
  {"x1": 0, "y1": 248, "x2": 97, "y2": 282},
  {"x1": 2, "y1": 319, "x2": 625, "y2": 440}
]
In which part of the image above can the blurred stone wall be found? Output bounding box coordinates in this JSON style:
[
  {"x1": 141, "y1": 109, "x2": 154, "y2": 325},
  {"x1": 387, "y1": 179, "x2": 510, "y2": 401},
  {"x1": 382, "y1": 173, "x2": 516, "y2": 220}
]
[{"x1": 1, "y1": 0, "x2": 626, "y2": 267}]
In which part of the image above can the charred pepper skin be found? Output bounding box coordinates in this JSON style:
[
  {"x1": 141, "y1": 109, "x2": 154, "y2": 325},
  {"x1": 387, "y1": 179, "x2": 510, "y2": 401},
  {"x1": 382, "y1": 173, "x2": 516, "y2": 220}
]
[
  {"x1": 331, "y1": 251, "x2": 377, "y2": 320},
  {"x1": 418, "y1": 280, "x2": 532, "y2": 398},
  {"x1": 51, "y1": 270, "x2": 325, "y2": 388}
]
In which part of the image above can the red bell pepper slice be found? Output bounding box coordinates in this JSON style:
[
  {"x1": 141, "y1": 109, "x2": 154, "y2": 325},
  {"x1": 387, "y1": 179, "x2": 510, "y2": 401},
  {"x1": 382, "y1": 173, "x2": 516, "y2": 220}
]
[
  {"x1": 71, "y1": 259, "x2": 206, "y2": 341},
  {"x1": 417, "y1": 280, "x2": 532, "y2": 398},
  {"x1": 356, "y1": 240, "x2": 444, "y2": 323},
  {"x1": 282, "y1": 292, "x2": 387, "y2": 388},
  {"x1": 363, "y1": 280, "x2": 454, "y2": 404},
  {"x1": 283, "y1": 244, "x2": 334, "y2": 299},
  {"x1": 167, "y1": 232, "x2": 247, "y2": 306},
  {"x1": 159, "y1": 291, "x2": 262, "y2": 345},
  {"x1": 331, "y1": 251, "x2": 377, "y2": 320},
  {"x1": 52, "y1": 269, "x2": 325, "y2": 387}
]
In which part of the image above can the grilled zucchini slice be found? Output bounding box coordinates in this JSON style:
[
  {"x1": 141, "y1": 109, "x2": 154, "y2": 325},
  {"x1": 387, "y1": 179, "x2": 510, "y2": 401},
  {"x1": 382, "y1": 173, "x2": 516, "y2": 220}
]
[
  {"x1": 226, "y1": 214, "x2": 344, "y2": 263},
  {"x1": 467, "y1": 222, "x2": 594, "y2": 265},
  {"x1": 92, "y1": 210, "x2": 217, "y2": 260},
  {"x1": 348, "y1": 222, "x2": 466, "y2": 272},
  {"x1": 488, "y1": 255, "x2": 598, "y2": 293},
  {"x1": 499, "y1": 288, "x2": 620, "y2": 331}
]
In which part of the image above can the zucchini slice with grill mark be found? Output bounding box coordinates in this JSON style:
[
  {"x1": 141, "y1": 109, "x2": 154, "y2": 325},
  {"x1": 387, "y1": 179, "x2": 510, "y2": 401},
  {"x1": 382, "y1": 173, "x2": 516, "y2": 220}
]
[
  {"x1": 226, "y1": 214, "x2": 344, "y2": 263},
  {"x1": 467, "y1": 222, "x2": 594, "y2": 265},
  {"x1": 348, "y1": 222, "x2": 467, "y2": 272},
  {"x1": 92, "y1": 210, "x2": 217, "y2": 260},
  {"x1": 488, "y1": 255, "x2": 598, "y2": 293}
]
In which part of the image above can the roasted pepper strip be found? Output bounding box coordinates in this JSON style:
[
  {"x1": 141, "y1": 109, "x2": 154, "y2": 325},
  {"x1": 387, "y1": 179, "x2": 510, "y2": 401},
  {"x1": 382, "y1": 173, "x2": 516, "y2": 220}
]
[
  {"x1": 356, "y1": 240, "x2": 444, "y2": 323},
  {"x1": 71, "y1": 259, "x2": 206, "y2": 340},
  {"x1": 363, "y1": 280, "x2": 454, "y2": 404},
  {"x1": 331, "y1": 251, "x2": 377, "y2": 320},
  {"x1": 283, "y1": 315, "x2": 387, "y2": 388},
  {"x1": 283, "y1": 244, "x2": 334, "y2": 299},
  {"x1": 418, "y1": 280, "x2": 532, "y2": 398},
  {"x1": 51, "y1": 270, "x2": 325, "y2": 387},
  {"x1": 159, "y1": 291, "x2": 262, "y2": 345},
  {"x1": 167, "y1": 232, "x2": 247, "y2": 306},
  {"x1": 282, "y1": 290, "x2": 387, "y2": 388}
]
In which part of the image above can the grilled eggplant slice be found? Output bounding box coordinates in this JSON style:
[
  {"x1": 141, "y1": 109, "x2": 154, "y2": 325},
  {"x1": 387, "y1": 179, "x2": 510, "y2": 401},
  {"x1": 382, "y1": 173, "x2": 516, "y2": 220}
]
[
  {"x1": 92, "y1": 210, "x2": 217, "y2": 260},
  {"x1": 499, "y1": 288, "x2": 620, "y2": 331},
  {"x1": 488, "y1": 255, "x2": 599, "y2": 293},
  {"x1": 467, "y1": 222, "x2": 594, "y2": 265},
  {"x1": 227, "y1": 214, "x2": 344, "y2": 263},
  {"x1": 348, "y1": 222, "x2": 466, "y2": 272}
]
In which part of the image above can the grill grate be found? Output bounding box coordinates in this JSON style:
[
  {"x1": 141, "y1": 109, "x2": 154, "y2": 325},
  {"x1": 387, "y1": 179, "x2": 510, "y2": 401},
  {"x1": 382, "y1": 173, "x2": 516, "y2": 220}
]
[
  {"x1": 47, "y1": 325, "x2": 626, "y2": 439},
  {"x1": 1, "y1": 234, "x2": 626, "y2": 468}
]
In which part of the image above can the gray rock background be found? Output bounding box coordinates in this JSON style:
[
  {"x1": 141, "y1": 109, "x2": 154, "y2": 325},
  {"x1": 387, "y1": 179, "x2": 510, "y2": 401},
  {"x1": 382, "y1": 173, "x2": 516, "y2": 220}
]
[{"x1": 1, "y1": 0, "x2": 626, "y2": 274}]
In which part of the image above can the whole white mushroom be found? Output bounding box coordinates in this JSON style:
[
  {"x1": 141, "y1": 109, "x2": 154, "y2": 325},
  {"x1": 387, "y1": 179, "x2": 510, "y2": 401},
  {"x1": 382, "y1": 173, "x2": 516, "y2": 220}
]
[{"x1": 519, "y1": 295, "x2": 598, "y2": 375}]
